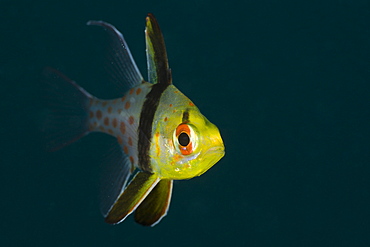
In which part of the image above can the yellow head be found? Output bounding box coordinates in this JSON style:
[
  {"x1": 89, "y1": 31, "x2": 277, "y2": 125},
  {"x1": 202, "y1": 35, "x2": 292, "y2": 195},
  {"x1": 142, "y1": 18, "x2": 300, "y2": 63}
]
[{"x1": 150, "y1": 85, "x2": 225, "y2": 180}]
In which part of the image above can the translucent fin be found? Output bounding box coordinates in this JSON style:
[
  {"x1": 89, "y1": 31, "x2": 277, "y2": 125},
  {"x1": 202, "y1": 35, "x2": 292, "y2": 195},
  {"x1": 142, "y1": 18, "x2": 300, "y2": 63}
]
[
  {"x1": 42, "y1": 67, "x2": 92, "y2": 151},
  {"x1": 145, "y1": 13, "x2": 172, "y2": 85},
  {"x1": 134, "y1": 179, "x2": 173, "y2": 226},
  {"x1": 99, "y1": 137, "x2": 134, "y2": 217},
  {"x1": 87, "y1": 20, "x2": 144, "y2": 94},
  {"x1": 105, "y1": 172, "x2": 160, "y2": 224}
]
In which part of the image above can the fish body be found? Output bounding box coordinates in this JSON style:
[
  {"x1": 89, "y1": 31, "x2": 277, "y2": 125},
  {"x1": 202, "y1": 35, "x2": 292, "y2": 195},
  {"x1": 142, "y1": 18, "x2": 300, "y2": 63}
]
[{"x1": 44, "y1": 14, "x2": 224, "y2": 226}]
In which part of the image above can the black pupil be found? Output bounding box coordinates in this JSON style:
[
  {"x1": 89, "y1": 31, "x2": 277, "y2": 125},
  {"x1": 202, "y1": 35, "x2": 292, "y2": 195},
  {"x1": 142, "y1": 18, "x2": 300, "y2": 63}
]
[{"x1": 178, "y1": 132, "x2": 190, "y2": 146}]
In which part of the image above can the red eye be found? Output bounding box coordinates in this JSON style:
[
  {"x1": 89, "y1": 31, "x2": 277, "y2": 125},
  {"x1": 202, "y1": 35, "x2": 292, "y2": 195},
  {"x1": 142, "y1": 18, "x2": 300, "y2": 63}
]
[{"x1": 176, "y1": 124, "x2": 193, "y2": 155}]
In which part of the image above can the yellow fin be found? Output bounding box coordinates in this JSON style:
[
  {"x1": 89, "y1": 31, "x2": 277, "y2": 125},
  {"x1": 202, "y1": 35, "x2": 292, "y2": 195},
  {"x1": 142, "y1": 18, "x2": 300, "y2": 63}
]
[
  {"x1": 134, "y1": 179, "x2": 173, "y2": 226},
  {"x1": 105, "y1": 172, "x2": 160, "y2": 224}
]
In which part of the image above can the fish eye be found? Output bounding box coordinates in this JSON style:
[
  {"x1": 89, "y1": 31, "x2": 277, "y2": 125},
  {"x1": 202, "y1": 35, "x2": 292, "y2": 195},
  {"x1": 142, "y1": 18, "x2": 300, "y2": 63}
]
[
  {"x1": 173, "y1": 123, "x2": 195, "y2": 155},
  {"x1": 178, "y1": 132, "x2": 190, "y2": 146}
]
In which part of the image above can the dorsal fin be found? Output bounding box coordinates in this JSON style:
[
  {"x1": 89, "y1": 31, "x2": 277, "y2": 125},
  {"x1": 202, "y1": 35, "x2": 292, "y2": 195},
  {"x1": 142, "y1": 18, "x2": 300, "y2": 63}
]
[
  {"x1": 145, "y1": 13, "x2": 172, "y2": 85},
  {"x1": 87, "y1": 20, "x2": 144, "y2": 94}
]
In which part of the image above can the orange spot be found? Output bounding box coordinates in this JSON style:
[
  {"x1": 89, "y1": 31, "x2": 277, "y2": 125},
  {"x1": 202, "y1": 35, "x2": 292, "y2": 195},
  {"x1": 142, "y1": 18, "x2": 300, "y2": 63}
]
[
  {"x1": 102, "y1": 101, "x2": 107, "y2": 107},
  {"x1": 174, "y1": 90, "x2": 179, "y2": 94},
  {"x1": 129, "y1": 88, "x2": 134, "y2": 95},
  {"x1": 89, "y1": 111, "x2": 94, "y2": 118},
  {"x1": 112, "y1": 118, "x2": 117, "y2": 128},
  {"x1": 117, "y1": 109, "x2": 122, "y2": 114},
  {"x1": 96, "y1": 110, "x2": 102, "y2": 120},
  {"x1": 129, "y1": 116, "x2": 134, "y2": 125},
  {"x1": 128, "y1": 137, "x2": 133, "y2": 146},
  {"x1": 121, "y1": 96, "x2": 126, "y2": 102},
  {"x1": 123, "y1": 146, "x2": 129, "y2": 154},
  {"x1": 120, "y1": 122, "x2": 126, "y2": 134},
  {"x1": 99, "y1": 126, "x2": 105, "y2": 132},
  {"x1": 164, "y1": 117, "x2": 168, "y2": 121},
  {"x1": 117, "y1": 136, "x2": 123, "y2": 145},
  {"x1": 129, "y1": 156, "x2": 134, "y2": 164},
  {"x1": 156, "y1": 146, "x2": 160, "y2": 157},
  {"x1": 107, "y1": 106, "x2": 112, "y2": 113},
  {"x1": 125, "y1": 101, "x2": 130, "y2": 109},
  {"x1": 136, "y1": 88, "x2": 142, "y2": 95},
  {"x1": 189, "y1": 102, "x2": 195, "y2": 106},
  {"x1": 173, "y1": 110, "x2": 177, "y2": 113},
  {"x1": 155, "y1": 132, "x2": 161, "y2": 157},
  {"x1": 108, "y1": 129, "x2": 113, "y2": 135},
  {"x1": 104, "y1": 117, "x2": 109, "y2": 126},
  {"x1": 169, "y1": 104, "x2": 173, "y2": 107}
]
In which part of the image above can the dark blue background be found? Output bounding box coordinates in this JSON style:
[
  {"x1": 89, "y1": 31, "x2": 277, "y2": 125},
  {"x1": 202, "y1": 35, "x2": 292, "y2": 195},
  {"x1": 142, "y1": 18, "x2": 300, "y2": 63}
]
[{"x1": 1, "y1": 1, "x2": 369, "y2": 246}]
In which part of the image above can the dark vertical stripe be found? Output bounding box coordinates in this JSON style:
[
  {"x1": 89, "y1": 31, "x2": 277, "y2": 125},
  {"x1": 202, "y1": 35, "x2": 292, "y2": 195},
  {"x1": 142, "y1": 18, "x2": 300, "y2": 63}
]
[
  {"x1": 182, "y1": 110, "x2": 189, "y2": 123},
  {"x1": 139, "y1": 14, "x2": 172, "y2": 172},
  {"x1": 138, "y1": 83, "x2": 169, "y2": 172}
]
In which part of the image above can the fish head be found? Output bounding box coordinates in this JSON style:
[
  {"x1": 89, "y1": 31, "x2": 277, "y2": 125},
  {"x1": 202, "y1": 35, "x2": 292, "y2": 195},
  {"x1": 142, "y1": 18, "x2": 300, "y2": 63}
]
[{"x1": 150, "y1": 85, "x2": 225, "y2": 180}]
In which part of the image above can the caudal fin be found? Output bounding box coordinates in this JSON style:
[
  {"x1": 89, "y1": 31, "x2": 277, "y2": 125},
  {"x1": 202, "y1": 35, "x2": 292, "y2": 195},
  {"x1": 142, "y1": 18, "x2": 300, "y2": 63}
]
[{"x1": 42, "y1": 67, "x2": 92, "y2": 151}]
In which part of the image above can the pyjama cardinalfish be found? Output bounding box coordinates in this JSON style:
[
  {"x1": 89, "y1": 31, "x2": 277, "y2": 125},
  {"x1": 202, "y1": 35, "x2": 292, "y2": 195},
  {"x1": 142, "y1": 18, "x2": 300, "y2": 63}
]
[{"x1": 43, "y1": 13, "x2": 225, "y2": 226}]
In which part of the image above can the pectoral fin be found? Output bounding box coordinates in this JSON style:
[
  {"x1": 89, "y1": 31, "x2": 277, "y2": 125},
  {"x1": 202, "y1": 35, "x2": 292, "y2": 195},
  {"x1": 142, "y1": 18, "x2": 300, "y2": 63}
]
[
  {"x1": 134, "y1": 179, "x2": 173, "y2": 226},
  {"x1": 105, "y1": 171, "x2": 160, "y2": 224}
]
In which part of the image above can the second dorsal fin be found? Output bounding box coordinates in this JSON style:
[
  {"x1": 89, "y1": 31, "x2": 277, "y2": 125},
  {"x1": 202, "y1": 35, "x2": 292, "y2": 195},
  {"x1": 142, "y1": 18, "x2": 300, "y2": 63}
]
[{"x1": 87, "y1": 20, "x2": 144, "y2": 94}]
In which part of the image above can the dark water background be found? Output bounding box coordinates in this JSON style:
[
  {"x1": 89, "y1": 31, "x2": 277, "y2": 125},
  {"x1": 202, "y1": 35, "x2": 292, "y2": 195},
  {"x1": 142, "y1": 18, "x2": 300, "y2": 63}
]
[{"x1": 1, "y1": 1, "x2": 369, "y2": 246}]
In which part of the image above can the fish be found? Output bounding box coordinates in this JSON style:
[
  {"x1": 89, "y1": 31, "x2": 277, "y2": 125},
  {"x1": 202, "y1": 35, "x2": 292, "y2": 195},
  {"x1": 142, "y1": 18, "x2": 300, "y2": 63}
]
[{"x1": 43, "y1": 13, "x2": 224, "y2": 226}]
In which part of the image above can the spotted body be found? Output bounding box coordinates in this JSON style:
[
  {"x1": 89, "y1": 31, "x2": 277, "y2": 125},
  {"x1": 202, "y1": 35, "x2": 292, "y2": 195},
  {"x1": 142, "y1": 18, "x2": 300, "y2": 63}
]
[
  {"x1": 88, "y1": 83, "x2": 152, "y2": 169},
  {"x1": 44, "y1": 14, "x2": 224, "y2": 227}
]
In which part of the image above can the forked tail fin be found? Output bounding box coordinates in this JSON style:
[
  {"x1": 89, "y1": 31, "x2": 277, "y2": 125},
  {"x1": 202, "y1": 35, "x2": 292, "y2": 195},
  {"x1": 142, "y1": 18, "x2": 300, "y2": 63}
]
[{"x1": 42, "y1": 67, "x2": 92, "y2": 151}]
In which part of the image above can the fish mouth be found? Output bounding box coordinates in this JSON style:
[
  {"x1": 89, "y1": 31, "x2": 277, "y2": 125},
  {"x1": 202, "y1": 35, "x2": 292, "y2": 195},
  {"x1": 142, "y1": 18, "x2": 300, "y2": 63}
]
[
  {"x1": 205, "y1": 146, "x2": 225, "y2": 157},
  {"x1": 199, "y1": 146, "x2": 225, "y2": 175},
  {"x1": 208, "y1": 147, "x2": 225, "y2": 163}
]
